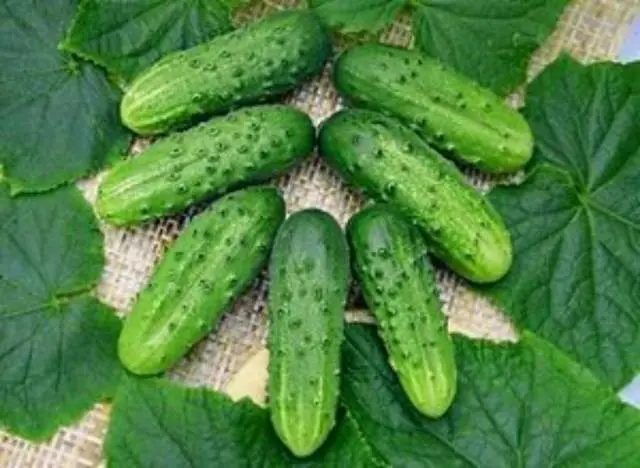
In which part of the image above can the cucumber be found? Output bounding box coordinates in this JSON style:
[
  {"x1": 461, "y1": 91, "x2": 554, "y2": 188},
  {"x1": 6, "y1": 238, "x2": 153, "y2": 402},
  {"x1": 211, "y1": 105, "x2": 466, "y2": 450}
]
[
  {"x1": 121, "y1": 11, "x2": 331, "y2": 135},
  {"x1": 347, "y1": 205, "x2": 457, "y2": 417},
  {"x1": 118, "y1": 187, "x2": 285, "y2": 375},
  {"x1": 319, "y1": 109, "x2": 512, "y2": 283},
  {"x1": 334, "y1": 44, "x2": 533, "y2": 173},
  {"x1": 268, "y1": 209, "x2": 349, "y2": 457},
  {"x1": 97, "y1": 105, "x2": 313, "y2": 227}
]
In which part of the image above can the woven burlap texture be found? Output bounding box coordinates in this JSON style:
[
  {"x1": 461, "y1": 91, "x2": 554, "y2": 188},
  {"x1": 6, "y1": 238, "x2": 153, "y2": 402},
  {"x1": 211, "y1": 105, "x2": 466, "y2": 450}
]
[{"x1": 1, "y1": 0, "x2": 637, "y2": 466}]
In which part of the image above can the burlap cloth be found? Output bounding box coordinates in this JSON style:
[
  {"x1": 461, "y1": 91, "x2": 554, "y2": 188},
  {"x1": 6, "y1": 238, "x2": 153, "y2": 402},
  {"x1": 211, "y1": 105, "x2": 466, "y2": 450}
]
[{"x1": 1, "y1": 0, "x2": 637, "y2": 466}]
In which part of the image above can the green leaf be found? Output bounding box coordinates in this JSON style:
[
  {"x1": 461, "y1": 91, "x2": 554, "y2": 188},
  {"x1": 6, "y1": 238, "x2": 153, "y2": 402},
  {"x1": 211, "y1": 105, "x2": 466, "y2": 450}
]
[
  {"x1": 484, "y1": 56, "x2": 640, "y2": 389},
  {"x1": 412, "y1": 0, "x2": 570, "y2": 94},
  {"x1": 0, "y1": 0, "x2": 130, "y2": 193},
  {"x1": 105, "y1": 376, "x2": 378, "y2": 467},
  {"x1": 0, "y1": 184, "x2": 104, "y2": 306},
  {"x1": 309, "y1": 0, "x2": 406, "y2": 34},
  {"x1": 62, "y1": 0, "x2": 235, "y2": 83},
  {"x1": 0, "y1": 184, "x2": 123, "y2": 440},
  {"x1": 106, "y1": 324, "x2": 640, "y2": 466},
  {"x1": 0, "y1": 296, "x2": 123, "y2": 441},
  {"x1": 342, "y1": 324, "x2": 640, "y2": 468},
  {"x1": 218, "y1": 0, "x2": 252, "y2": 11}
]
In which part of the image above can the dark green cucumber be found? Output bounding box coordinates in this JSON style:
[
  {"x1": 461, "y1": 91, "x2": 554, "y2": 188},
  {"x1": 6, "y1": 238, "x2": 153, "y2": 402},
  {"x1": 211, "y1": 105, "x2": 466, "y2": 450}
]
[
  {"x1": 97, "y1": 105, "x2": 313, "y2": 227},
  {"x1": 319, "y1": 109, "x2": 512, "y2": 283},
  {"x1": 347, "y1": 205, "x2": 457, "y2": 417},
  {"x1": 121, "y1": 11, "x2": 331, "y2": 134},
  {"x1": 118, "y1": 187, "x2": 285, "y2": 375},
  {"x1": 268, "y1": 209, "x2": 349, "y2": 457},
  {"x1": 334, "y1": 44, "x2": 533, "y2": 173}
]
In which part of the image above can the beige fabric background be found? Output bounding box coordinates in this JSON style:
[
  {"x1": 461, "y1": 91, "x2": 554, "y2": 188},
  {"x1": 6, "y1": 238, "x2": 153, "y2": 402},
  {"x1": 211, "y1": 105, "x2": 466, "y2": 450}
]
[{"x1": 1, "y1": 0, "x2": 637, "y2": 466}]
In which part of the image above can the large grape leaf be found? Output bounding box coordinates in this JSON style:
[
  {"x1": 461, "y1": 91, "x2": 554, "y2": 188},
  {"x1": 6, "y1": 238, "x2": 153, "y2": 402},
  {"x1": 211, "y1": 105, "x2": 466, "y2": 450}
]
[
  {"x1": 308, "y1": 0, "x2": 406, "y2": 34},
  {"x1": 413, "y1": 0, "x2": 571, "y2": 94},
  {"x1": 342, "y1": 325, "x2": 640, "y2": 468},
  {"x1": 105, "y1": 324, "x2": 640, "y2": 467},
  {"x1": 484, "y1": 55, "x2": 640, "y2": 389},
  {"x1": 104, "y1": 376, "x2": 376, "y2": 467},
  {"x1": 0, "y1": 0, "x2": 130, "y2": 193},
  {"x1": 0, "y1": 184, "x2": 123, "y2": 440},
  {"x1": 62, "y1": 0, "x2": 237, "y2": 84}
]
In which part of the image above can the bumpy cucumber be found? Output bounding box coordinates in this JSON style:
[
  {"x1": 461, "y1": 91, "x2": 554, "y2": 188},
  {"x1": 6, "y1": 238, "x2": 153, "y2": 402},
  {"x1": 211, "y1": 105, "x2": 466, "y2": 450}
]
[
  {"x1": 121, "y1": 11, "x2": 331, "y2": 134},
  {"x1": 118, "y1": 187, "x2": 285, "y2": 375},
  {"x1": 268, "y1": 209, "x2": 349, "y2": 457},
  {"x1": 334, "y1": 44, "x2": 533, "y2": 173},
  {"x1": 319, "y1": 109, "x2": 512, "y2": 283},
  {"x1": 347, "y1": 205, "x2": 457, "y2": 417},
  {"x1": 97, "y1": 105, "x2": 313, "y2": 227}
]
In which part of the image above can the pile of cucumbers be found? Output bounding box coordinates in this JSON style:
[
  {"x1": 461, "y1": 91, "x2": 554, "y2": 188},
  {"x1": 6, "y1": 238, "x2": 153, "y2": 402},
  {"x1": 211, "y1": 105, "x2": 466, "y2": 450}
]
[{"x1": 101, "y1": 10, "x2": 533, "y2": 458}]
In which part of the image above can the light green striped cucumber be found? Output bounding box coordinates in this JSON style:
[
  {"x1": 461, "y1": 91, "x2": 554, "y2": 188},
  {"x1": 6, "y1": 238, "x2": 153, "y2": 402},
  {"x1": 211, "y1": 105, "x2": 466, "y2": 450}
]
[
  {"x1": 121, "y1": 10, "x2": 331, "y2": 134},
  {"x1": 334, "y1": 44, "x2": 533, "y2": 173},
  {"x1": 97, "y1": 105, "x2": 313, "y2": 227},
  {"x1": 118, "y1": 187, "x2": 285, "y2": 375},
  {"x1": 268, "y1": 209, "x2": 349, "y2": 458},
  {"x1": 319, "y1": 109, "x2": 512, "y2": 283},
  {"x1": 347, "y1": 205, "x2": 457, "y2": 417}
]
